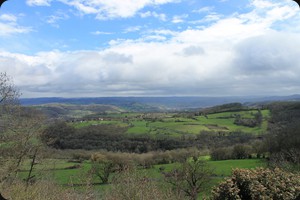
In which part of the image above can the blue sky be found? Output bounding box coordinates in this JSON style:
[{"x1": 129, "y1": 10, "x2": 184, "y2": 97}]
[{"x1": 0, "y1": 0, "x2": 300, "y2": 97}]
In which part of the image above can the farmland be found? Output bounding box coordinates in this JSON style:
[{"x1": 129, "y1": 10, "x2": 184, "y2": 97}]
[
  {"x1": 2, "y1": 98, "x2": 300, "y2": 200},
  {"x1": 18, "y1": 158, "x2": 266, "y2": 198},
  {"x1": 70, "y1": 109, "x2": 270, "y2": 137},
  {"x1": 25, "y1": 106, "x2": 270, "y2": 199}
]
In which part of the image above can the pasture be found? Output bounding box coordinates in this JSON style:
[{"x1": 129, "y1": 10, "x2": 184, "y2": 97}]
[
  {"x1": 18, "y1": 158, "x2": 266, "y2": 198},
  {"x1": 70, "y1": 109, "x2": 270, "y2": 137}
]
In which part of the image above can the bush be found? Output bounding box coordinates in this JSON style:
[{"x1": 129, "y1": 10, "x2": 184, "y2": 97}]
[
  {"x1": 212, "y1": 168, "x2": 300, "y2": 200},
  {"x1": 210, "y1": 147, "x2": 232, "y2": 161},
  {"x1": 104, "y1": 169, "x2": 183, "y2": 200},
  {"x1": 232, "y1": 144, "x2": 252, "y2": 159},
  {"x1": 1, "y1": 180, "x2": 94, "y2": 200},
  {"x1": 164, "y1": 160, "x2": 213, "y2": 200}
]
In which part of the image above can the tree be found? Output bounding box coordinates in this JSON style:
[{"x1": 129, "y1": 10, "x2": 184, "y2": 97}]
[
  {"x1": 266, "y1": 102, "x2": 300, "y2": 171},
  {"x1": 232, "y1": 144, "x2": 252, "y2": 159},
  {"x1": 254, "y1": 110, "x2": 263, "y2": 127},
  {"x1": 0, "y1": 72, "x2": 22, "y2": 184},
  {"x1": 90, "y1": 153, "x2": 114, "y2": 184},
  {"x1": 210, "y1": 147, "x2": 232, "y2": 161},
  {"x1": 164, "y1": 159, "x2": 213, "y2": 200},
  {"x1": 0, "y1": 73, "x2": 45, "y2": 191},
  {"x1": 41, "y1": 121, "x2": 75, "y2": 148},
  {"x1": 104, "y1": 168, "x2": 183, "y2": 200},
  {"x1": 212, "y1": 168, "x2": 300, "y2": 200},
  {"x1": 0, "y1": 72, "x2": 19, "y2": 138},
  {"x1": 0, "y1": 72, "x2": 19, "y2": 105}
]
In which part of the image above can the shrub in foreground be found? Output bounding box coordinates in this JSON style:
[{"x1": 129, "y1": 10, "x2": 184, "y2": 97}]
[
  {"x1": 212, "y1": 168, "x2": 300, "y2": 200},
  {"x1": 104, "y1": 169, "x2": 183, "y2": 200},
  {"x1": 1, "y1": 180, "x2": 94, "y2": 200}
]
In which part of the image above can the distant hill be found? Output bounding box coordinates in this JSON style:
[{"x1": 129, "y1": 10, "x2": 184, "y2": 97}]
[
  {"x1": 21, "y1": 95, "x2": 300, "y2": 110},
  {"x1": 32, "y1": 104, "x2": 124, "y2": 119}
]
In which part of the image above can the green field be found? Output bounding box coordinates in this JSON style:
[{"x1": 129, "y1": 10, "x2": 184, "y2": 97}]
[
  {"x1": 70, "y1": 109, "x2": 270, "y2": 137},
  {"x1": 19, "y1": 158, "x2": 266, "y2": 197},
  {"x1": 26, "y1": 108, "x2": 270, "y2": 197}
]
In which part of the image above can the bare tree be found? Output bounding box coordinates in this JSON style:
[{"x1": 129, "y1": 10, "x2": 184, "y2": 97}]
[
  {"x1": 90, "y1": 153, "x2": 114, "y2": 184},
  {"x1": 0, "y1": 73, "x2": 45, "y2": 191},
  {"x1": 164, "y1": 159, "x2": 214, "y2": 200},
  {"x1": 0, "y1": 72, "x2": 19, "y2": 105}
]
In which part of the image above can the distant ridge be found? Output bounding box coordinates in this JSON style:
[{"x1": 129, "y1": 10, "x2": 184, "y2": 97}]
[{"x1": 20, "y1": 95, "x2": 300, "y2": 110}]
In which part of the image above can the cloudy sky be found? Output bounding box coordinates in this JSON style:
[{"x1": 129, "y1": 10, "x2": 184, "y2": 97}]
[{"x1": 0, "y1": 0, "x2": 299, "y2": 97}]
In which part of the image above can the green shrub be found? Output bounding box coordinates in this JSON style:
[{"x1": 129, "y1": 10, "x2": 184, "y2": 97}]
[
  {"x1": 212, "y1": 168, "x2": 300, "y2": 200},
  {"x1": 1, "y1": 180, "x2": 94, "y2": 200},
  {"x1": 210, "y1": 147, "x2": 232, "y2": 161},
  {"x1": 104, "y1": 169, "x2": 183, "y2": 200}
]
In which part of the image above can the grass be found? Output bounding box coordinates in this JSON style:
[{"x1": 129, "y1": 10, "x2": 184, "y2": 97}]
[
  {"x1": 19, "y1": 158, "x2": 265, "y2": 184},
  {"x1": 17, "y1": 157, "x2": 266, "y2": 200},
  {"x1": 70, "y1": 109, "x2": 270, "y2": 137},
  {"x1": 126, "y1": 120, "x2": 151, "y2": 135},
  {"x1": 208, "y1": 159, "x2": 266, "y2": 176},
  {"x1": 18, "y1": 160, "x2": 94, "y2": 185},
  {"x1": 71, "y1": 120, "x2": 129, "y2": 129}
]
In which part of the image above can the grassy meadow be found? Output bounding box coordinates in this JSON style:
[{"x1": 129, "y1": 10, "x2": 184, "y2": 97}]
[
  {"x1": 70, "y1": 109, "x2": 270, "y2": 137},
  {"x1": 18, "y1": 158, "x2": 266, "y2": 198}
]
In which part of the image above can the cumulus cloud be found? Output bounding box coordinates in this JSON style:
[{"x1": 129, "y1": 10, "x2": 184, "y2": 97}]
[
  {"x1": 2, "y1": 0, "x2": 300, "y2": 97},
  {"x1": 181, "y1": 46, "x2": 205, "y2": 56},
  {"x1": 233, "y1": 33, "x2": 300, "y2": 74}
]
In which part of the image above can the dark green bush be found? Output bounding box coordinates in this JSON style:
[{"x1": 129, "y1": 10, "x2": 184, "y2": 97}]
[{"x1": 212, "y1": 168, "x2": 300, "y2": 200}]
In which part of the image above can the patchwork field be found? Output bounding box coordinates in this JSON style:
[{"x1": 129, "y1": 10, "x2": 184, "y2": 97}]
[{"x1": 70, "y1": 109, "x2": 270, "y2": 137}]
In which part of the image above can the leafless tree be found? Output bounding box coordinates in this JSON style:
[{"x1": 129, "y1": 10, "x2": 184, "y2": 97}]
[
  {"x1": 164, "y1": 159, "x2": 214, "y2": 200},
  {"x1": 0, "y1": 72, "x2": 45, "y2": 190}
]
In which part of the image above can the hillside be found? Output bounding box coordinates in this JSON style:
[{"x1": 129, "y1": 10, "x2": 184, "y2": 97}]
[
  {"x1": 20, "y1": 95, "x2": 300, "y2": 111},
  {"x1": 32, "y1": 104, "x2": 125, "y2": 119}
]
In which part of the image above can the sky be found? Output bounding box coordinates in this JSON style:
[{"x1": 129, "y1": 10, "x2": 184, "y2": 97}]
[{"x1": 0, "y1": 0, "x2": 300, "y2": 98}]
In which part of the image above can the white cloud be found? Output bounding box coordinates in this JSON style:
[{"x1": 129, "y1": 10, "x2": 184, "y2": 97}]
[
  {"x1": 26, "y1": 0, "x2": 52, "y2": 6},
  {"x1": 251, "y1": 0, "x2": 277, "y2": 9},
  {"x1": 193, "y1": 6, "x2": 214, "y2": 13},
  {"x1": 3, "y1": 0, "x2": 300, "y2": 97},
  {"x1": 58, "y1": 0, "x2": 179, "y2": 19},
  {"x1": 0, "y1": 14, "x2": 17, "y2": 22},
  {"x1": 191, "y1": 13, "x2": 222, "y2": 24},
  {"x1": 123, "y1": 26, "x2": 142, "y2": 33},
  {"x1": 46, "y1": 11, "x2": 70, "y2": 28},
  {"x1": 140, "y1": 11, "x2": 167, "y2": 21},
  {"x1": 0, "y1": 23, "x2": 32, "y2": 36},
  {"x1": 91, "y1": 31, "x2": 113, "y2": 35},
  {"x1": 172, "y1": 14, "x2": 188, "y2": 23},
  {"x1": 0, "y1": 14, "x2": 32, "y2": 36},
  {"x1": 181, "y1": 45, "x2": 205, "y2": 56}
]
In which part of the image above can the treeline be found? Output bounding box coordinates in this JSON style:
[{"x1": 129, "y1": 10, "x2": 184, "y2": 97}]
[
  {"x1": 266, "y1": 102, "x2": 300, "y2": 171},
  {"x1": 198, "y1": 102, "x2": 246, "y2": 115},
  {"x1": 210, "y1": 101, "x2": 300, "y2": 166},
  {"x1": 41, "y1": 122, "x2": 260, "y2": 152},
  {"x1": 42, "y1": 122, "x2": 190, "y2": 152},
  {"x1": 210, "y1": 143, "x2": 266, "y2": 161},
  {"x1": 233, "y1": 110, "x2": 263, "y2": 127}
]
